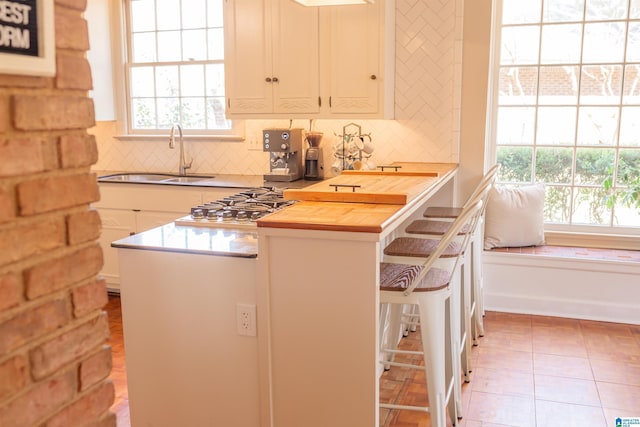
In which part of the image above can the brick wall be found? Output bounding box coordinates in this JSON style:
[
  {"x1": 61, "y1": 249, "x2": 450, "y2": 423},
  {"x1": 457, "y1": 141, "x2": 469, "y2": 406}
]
[{"x1": 0, "y1": 1, "x2": 114, "y2": 426}]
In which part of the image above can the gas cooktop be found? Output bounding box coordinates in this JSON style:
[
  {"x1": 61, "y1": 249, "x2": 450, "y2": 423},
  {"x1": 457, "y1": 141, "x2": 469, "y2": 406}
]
[{"x1": 174, "y1": 187, "x2": 296, "y2": 229}]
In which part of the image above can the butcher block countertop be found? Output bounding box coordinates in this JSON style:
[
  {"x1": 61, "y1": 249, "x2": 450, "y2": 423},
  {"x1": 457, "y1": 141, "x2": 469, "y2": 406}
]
[{"x1": 258, "y1": 163, "x2": 457, "y2": 233}]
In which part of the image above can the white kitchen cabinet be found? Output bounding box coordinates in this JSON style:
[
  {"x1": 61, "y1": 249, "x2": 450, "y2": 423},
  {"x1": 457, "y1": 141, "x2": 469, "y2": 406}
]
[
  {"x1": 94, "y1": 184, "x2": 235, "y2": 291},
  {"x1": 223, "y1": 0, "x2": 394, "y2": 119},
  {"x1": 320, "y1": 1, "x2": 395, "y2": 118},
  {"x1": 224, "y1": 0, "x2": 320, "y2": 117}
]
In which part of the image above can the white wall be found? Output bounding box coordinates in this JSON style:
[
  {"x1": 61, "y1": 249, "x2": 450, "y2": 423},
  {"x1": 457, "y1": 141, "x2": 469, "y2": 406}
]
[{"x1": 90, "y1": 0, "x2": 474, "y2": 177}]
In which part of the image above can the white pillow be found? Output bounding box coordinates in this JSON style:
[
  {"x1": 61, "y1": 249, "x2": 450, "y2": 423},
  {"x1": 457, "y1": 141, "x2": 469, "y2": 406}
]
[{"x1": 483, "y1": 184, "x2": 546, "y2": 249}]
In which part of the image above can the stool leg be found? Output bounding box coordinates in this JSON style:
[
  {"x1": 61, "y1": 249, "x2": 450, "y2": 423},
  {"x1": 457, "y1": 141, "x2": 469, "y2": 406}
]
[
  {"x1": 472, "y1": 228, "x2": 485, "y2": 338},
  {"x1": 418, "y1": 294, "x2": 449, "y2": 427}
]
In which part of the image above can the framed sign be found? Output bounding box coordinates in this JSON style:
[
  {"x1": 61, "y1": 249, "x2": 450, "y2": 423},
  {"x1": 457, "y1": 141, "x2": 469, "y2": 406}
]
[{"x1": 0, "y1": 0, "x2": 55, "y2": 77}]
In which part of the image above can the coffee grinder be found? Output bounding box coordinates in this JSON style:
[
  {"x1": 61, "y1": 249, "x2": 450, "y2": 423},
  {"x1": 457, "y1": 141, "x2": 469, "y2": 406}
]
[
  {"x1": 304, "y1": 132, "x2": 324, "y2": 180},
  {"x1": 263, "y1": 128, "x2": 304, "y2": 182}
]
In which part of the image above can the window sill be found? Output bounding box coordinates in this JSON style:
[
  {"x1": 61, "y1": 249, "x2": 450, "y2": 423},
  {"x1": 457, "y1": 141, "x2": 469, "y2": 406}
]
[{"x1": 544, "y1": 230, "x2": 640, "y2": 251}]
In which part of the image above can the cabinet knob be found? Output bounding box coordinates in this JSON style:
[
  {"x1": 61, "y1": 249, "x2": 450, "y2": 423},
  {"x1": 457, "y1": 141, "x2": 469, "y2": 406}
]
[
  {"x1": 272, "y1": 77, "x2": 279, "y2": 83},
  {"x1": 370, "y1": 75, "x2": 377, "y2": 80},
  {"x1": 265, "y1": 77, "x2": 272, "y2": 83}
]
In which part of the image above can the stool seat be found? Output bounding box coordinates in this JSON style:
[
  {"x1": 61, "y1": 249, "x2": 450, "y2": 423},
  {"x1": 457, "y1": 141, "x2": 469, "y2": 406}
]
[
  {"x1": 406, "y1": 219, "x2": 472, "y2": 235},
  {"x1": 384, "y1": 237, "x2": 463, "y2": 258},
  {"x1": 424, "y1": 206, "x2": 463, "y2": 218},
  {"x1": 380, "y1": 263, "x2": 450, "y2": 292}
]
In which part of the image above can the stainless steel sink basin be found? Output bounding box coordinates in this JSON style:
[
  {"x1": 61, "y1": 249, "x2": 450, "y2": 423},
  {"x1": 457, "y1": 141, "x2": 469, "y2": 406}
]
[{"x1": 98, "y1": 173, "x2": 215, "y2": 184}]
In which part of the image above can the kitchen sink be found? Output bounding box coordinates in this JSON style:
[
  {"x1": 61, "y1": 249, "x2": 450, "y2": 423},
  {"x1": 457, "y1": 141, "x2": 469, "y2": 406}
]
[{"x1": 98, "y1": 173, "x2": 215, "y2": 184}]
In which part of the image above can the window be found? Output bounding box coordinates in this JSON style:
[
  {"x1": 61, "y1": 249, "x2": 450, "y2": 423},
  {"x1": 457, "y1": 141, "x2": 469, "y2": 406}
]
[
  {"x1": 124, "y1": 0, "x2": 239, "y2": 136},
  {"x1": 489, "y1": 0, "x2": 640, "y2": 233}
]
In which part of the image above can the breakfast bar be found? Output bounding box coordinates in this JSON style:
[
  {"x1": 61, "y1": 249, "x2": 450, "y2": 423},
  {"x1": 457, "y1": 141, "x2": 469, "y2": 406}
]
[{"x1": 255, "y1": 163, "x2": 457, "y2": 427}]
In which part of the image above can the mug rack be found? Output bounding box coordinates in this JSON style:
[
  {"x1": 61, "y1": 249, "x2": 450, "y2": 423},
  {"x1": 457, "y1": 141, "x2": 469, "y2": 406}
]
[{"x1": 333, "y1": 122, "x2": 373, "y2": 172}]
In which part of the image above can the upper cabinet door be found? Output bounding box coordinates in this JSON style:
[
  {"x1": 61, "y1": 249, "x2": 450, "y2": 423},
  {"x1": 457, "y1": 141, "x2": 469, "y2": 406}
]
[
  {"x1": 324, "y1": 3, "x2": 380, "y2": 115},
  {"x1": 271, "y1": 0, "x2": 320, "y2": 114},
  {"x1": 224, "y1": 0, "x2": 273, "y2": 115}
]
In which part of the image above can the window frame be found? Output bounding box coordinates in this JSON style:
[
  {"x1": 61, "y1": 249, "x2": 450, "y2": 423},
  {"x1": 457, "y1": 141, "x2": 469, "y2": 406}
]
[
  {"x1": 485, "y1": 0, "x2": 640, "y2": 241},
  {"x1": 116, "y1": 0, "x2": 244, "y2": 141}
]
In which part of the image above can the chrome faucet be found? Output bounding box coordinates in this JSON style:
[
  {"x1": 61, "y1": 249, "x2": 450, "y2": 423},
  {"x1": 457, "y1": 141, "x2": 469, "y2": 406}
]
[{"x1": 169, "y1": 124, "x2": 193, "y2": 176}]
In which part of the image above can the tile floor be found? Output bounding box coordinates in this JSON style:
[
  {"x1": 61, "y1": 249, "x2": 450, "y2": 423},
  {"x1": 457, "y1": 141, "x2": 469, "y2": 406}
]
[{"x1": 106, "y1": 296, "x2": 640, "y2": 427}]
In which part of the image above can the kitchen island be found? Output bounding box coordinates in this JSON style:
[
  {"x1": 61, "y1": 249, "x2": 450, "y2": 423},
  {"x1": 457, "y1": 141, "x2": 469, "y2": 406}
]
[
  {"x1": 112, "y1": 162, "x2": 457, "y2": 427},
  {"x1": 255, "y1": 163, "x2": 457, "y2": 427}
]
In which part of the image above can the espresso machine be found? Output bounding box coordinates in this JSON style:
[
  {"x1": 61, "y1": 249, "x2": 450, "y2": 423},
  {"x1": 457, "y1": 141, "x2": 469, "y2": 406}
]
[
  {"x1": 304, "y1": 132, "x2": 324, "y2": 180},
  {"x1": 263, "y1": 128, "x2": 304, "y2": 182}
]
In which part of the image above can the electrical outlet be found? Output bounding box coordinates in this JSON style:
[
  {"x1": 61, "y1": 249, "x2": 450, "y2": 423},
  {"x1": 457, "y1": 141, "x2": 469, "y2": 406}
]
[
  {"x1": 248, "y1": 138, "x2": 263, "y2": 152},
  {"x1": 236, "y1": 303, "x2": 256, "y2": 336}
]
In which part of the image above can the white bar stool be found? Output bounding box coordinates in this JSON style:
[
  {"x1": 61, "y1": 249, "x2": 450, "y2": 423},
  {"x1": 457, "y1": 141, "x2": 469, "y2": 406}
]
[{"x1": 379, "y1": 199, "x2": 483, "y2": 427}]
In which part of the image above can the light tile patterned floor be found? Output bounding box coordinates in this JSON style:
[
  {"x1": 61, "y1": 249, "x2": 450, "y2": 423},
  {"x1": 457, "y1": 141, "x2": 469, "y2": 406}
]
[
  {"x1": 106, "y1": 296, "x2": 640, "y2": 427},
  {"x1": 380, "y1": 311, "x2": 640, "y2": 427}
]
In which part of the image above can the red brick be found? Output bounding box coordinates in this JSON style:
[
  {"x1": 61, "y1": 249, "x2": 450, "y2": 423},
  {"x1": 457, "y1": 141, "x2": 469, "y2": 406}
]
[
  {"x1": 0, "y1": 74, "x2": 49, "y2": 88},
  {"x1": 55, "y1": 0, "x2": 88, "y2": 12},
  {"x1": 72, "y1": 277, "x2": 107, "y2": 319},
  {"x1": 0, "y1": 187, "x2": 14, "y2": 223},
  {"x1": 67, "y1": 209, "x2": 101, "y2": 245},
  {"x1": 56, "y1": 55, "x2": 93, "y2": 90},
  {"x1": 79, "y1": 345, "x2": 112, "y2": 391},
  {"x1": 0, "y1": 96, "x2": 8, "y2": 133},
  {"x1": 59, "y1": 134, "x2": 98, "y2": 168},
  {"x1": 0, "y1": 355, "x2": 28, "y2": 402},
  {"x1": 55, "y1": 8, "x2": 90, "y2": 51},
  {"x1": 0, "y1": 298, "x2": 69, "y2": 355},
  {"x1": 0, "y1": 218, "x2": 66, "y2": 266},
  {"x1": 24, "y1": 243, "x2": 103, "y2": 299},
  {"x1": 45, "y1": 380, "x2": 114, "y2": 427},
  {"x1": 41, "y1": 137, "x2": 61, "y2": 171},
  {"x1": 0, "y1": 138, "x2": 45, "y2": 177},
  {"x1": 0, "y1": 371, "x2": 75, "y2": 427},
  {"x1": 30, "y1": 312, "x2": 109, "y2": 380},
  {"x1": 12, "y1": 95, "x2": 95, "y2": 131},
  {"x1": 0, "y1": 272, "x2": 22, "y2": 312},
  {"x1": 17, "y1": 173, "x2": 100, "y2": 216}
]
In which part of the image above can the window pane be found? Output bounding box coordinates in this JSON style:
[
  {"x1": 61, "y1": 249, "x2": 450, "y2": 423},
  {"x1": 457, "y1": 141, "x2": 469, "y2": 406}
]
[
  {"x1": 575, "y1": 148, "x2": 614, "y2": 184},
  {"x1": 208, "y1": 28, "x2": 225, "y2": 60},
  {"x1": 182, "y1": 0, "x2": 206, "y2": 29},
  {"x1": 207, "y1": 98, "x2": 230, "y2": 129},
  {"x1": 579, "y1": 65, "x2": 622, "y2": 104},
  {"x1": 132, "y1": 98, "x2": 157, "y2": 129},
  {"x1": 632, "y1": 0, "x2": 640, "y2": 18},
  {"x1": 619, "y1": 107, "x2": 640, "y2": 146},
  {"x1": 626, "y1": 22, "x2": 640, "y2": 62},
  {"x1": 132, "y1": 32, "x2": 156, "y2": 63},
  {"x1": 156, "y1": 1, "x2": 180, "y2": 31},
  {"x1": 585, "y1": 0, "x2": 627, "y2": 20},
  {"x1": 182, "y1": 29, "x2": 207, "y2": 61},
  {"x1": 497, "y1": 146, "x2": 533, "y2": 182},
  {"x1": 208, "y1": 0, "x2": 224, "y2": 27},
  {"x1": 502, "y1": 0, "x2": 542, "y2": 24},
  {"x1": 576, "y1": 106, "x2": 619, "y2": 145},
  {"x1": 157, "y1": 31, "x2": 182, "y2": 62},
  {"x1": 538, "y1": 65, "x2": 578, "y2": 104},
  {"x1": 496, "y1": 107, "x2": 536, "y2": 144},
  {"x1": 501, "y1": 26, "x2": 540, "y2": 65},
  {"x1": 622, "y1": 65, "x2": 640, "y2": 104},
  {"x1": 618, "y1": 149, "x2": 640, "y2": 184},
  {"x1": 498, "y1": 67, "x2": 538, "y2": 105},
  {"x1": 181, "y1": 98, "x2": 206, "y2": 129},
  {"x1": 206, "y1": 64, "x2": 225, "y2": 97},
  {"x1": 131, "y1": 0, "x2": 155, "y2": 32},
  {"x1": 155, "y1": 66, "x2": 179, "y2": 97},
  {"x1": 572, "y1": 187, "x2": 610, "y2": 225},
  {"x1": 540, "y1": 24, "x2": 582, "y2": 64},
  {"x1": 535, "y1": 147, "x2": 573, "y2": 183},
  {"x1": 582, "y1": 22, "x2": 626, "y2": 64},
  {"x1": 536, "y1": 107, "x2": 576, "y2": 144},
  {"x1": 544, "y1": 185, "x2": 572, "y2": 223},
  {"x1": 130, "y1": 67, "x2": 155, "y2": 97},
  {"x1": 543, "y1": 0, "x2": 584, "y2": 22},
  {"x1": 157, "y1": 98, "x2": 180, "y2": 128},
  {"x1": 180, "y1": 65, "x2": 205, "y2": 96},
  {"x1": 613, "y1": 200, "x2": 640, "y2": 226}
]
